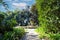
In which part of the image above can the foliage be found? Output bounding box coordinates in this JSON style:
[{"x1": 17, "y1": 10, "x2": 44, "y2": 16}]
[
  {"x1": 4, "y1": 19, "x2": 17, "y2": 27},
  {"x1": 36, "y1": 0, "x2": 60, "y2": 40},
  {"x1": 30, "y1": 4, "x2": 39, "y2": 25},
  {"x1": 31, "y1": 4, "x2": 37, "y2": 13},
  {"x1": 0, "y1": 11, "x2": 25, "y2": 40},
  {"x1": 3, "y1": 19, "x2": 18, "y2": 32},
  {"x1": 2, "y1": 27, "x2": 25, "y2": 40},
  {"x1": 36, "y1": 0, "x2": 60, "y2": 33},
  {"x1": 0, "y1": 14, "x2": 5, "y2": 33},
  {"x1": 36, "y1": 27, "x2": 60, "y2": 40},
  {"x1": 0, "y1": 14, "x2": 4, "y2": 22},
  {"x1": 13, "y1": 27, "x2": 25, "y2": 38},
  {"x1": 49, "y1": 33, "x2": 60, "y2": 40},
  {"x1": 0, "y1": 11, "x2": 7, "y2": 18},
  {"x1": 0, "y1": 11, "x2": 18, "y2": 33}
]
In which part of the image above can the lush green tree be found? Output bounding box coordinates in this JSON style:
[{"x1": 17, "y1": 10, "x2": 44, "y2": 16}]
[
  {"x1": 30, "y1": 4, "x2": 39, "y2": 25},
  {"x1": 0, "y1": 11, "x2": 18, "y2": 34},
  {"x1": 31, "y1": 4, "x2": 37, "y2": 13}
]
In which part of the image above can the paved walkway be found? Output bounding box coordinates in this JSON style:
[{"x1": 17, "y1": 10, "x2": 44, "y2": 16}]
[{"x1": 21, "y1": 29, "x2": 40, "y2": 40}]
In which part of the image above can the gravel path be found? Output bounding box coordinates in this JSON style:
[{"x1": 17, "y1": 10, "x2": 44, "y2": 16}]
[{"x1": 21, "y1": 29, "x2": 40, "y2": 40}]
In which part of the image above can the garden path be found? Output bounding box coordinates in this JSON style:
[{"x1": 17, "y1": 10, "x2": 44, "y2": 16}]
[
  {"x1": 16, "y1": 26, "x2": 40, "y2": 40},
  {"x1": 21, "y1": 29, "x2": 40, "y2": 40}
]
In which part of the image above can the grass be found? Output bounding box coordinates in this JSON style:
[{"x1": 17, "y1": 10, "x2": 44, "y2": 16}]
[{"x1": 36, "y1": 27, "x2": 60, "y2": 40}]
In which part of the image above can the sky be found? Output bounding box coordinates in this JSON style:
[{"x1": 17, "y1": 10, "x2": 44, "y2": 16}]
[{"x1": 0, "y1": 0, "x2": 35, "y2": 12}]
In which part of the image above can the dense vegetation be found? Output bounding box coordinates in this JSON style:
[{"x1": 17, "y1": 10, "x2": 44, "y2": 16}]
[
  {"x1": 0, "y1": 0, "x2": 38, "y2": 39},
  {"x1": 0, "y1": 27, "x2": 25, "y2": 40},
  {"x1": 0, "y1": 11, "x2": 25, "y2": 40},
  {"x1": 36, "y1": 0, "x2": 60, "y2": 40},
  {"x1": 1, "y1": 0, "x2": 60, "y2": 40}
]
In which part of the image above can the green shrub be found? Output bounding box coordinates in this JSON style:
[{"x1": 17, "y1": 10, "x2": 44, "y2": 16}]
[
  {"x1": 36, "y1": 0, "x2": 60, "y2": 34},
  {"x1": 36, "y1": 0, "x2": 60, "y2": 40},
  {"x1": 36, "y1": 28, "x2": 60, "y2": 40},
  {"x1": 3, "y1": 32, "x2": 15, "y2": 40},
  {"x1": 3, "y1": 19, "x2": 18, "y2": 32},
  {"x1": 0, "y1": 13, "x2": 18, "y2": 33},
  {"x1": 5, "y1": 19, "x2": 17, "y2": 27},
  {"x1": 36, "y1": 27, "x2": 50, "y2": 39},
  {"x1": 49, "y1": 34, "x2": 60, "y2": 40},
  {"x1": 13, "y1": 27, "x2": 25, "y2": 38},
  {"x1": 2, "y1": 27, "x2": 25, "y2": 40}
]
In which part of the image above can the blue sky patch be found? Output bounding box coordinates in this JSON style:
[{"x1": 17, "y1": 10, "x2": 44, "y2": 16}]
[{"x1": 0, "y1": 0, "x2": 35, "y2": 11}]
